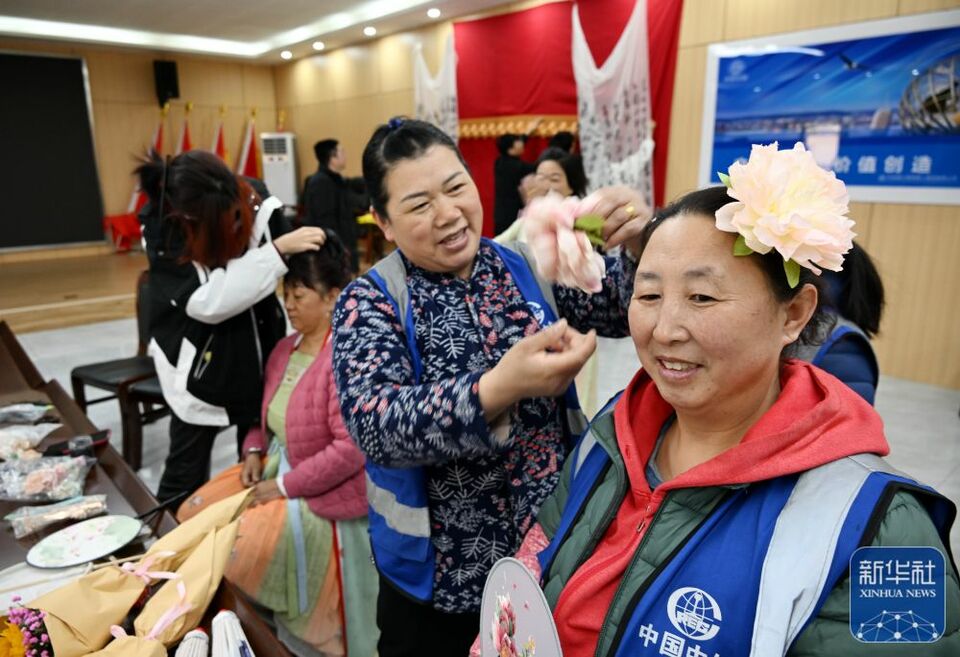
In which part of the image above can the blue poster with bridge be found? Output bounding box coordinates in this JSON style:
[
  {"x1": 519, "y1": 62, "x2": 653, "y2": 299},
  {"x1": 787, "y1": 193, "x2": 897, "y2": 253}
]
[{"x1": 700, "y1": 11, "x2": 960, "y2": 204}]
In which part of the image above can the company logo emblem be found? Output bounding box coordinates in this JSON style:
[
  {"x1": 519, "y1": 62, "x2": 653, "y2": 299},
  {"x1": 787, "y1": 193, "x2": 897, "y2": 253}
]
[{"x1": 667, "y1": 587, "x2": 722, "y2": 641}]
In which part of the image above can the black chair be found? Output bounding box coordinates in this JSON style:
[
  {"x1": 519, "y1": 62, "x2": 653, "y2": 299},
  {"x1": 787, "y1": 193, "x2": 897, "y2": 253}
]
[
  {"x1": 70, "y1": 270, "x2": 169, "y2": 468},
  {"x1": 118, "y1": 375, "x2": 169, "y2": 471}
]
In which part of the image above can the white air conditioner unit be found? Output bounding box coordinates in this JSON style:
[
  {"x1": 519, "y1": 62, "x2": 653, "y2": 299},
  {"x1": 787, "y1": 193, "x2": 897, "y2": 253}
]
[{"x1": 260, "y1": 132, "x2": 298, "y2": 207}]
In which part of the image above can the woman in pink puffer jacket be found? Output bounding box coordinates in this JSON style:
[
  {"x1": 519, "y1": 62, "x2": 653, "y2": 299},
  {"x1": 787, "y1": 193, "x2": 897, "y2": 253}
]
[{"x1": 178, "y1": 234, "x2": 378, "y2": 656}]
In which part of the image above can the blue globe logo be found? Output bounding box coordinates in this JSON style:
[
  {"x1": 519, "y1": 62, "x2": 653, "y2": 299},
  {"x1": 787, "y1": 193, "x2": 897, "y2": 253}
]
[
  {"x1": 667, "y1": 587, "x2": 723, "y2": 641},
  {"x1": 527, "y1": 302, "x2": 545, "y2": 325}
]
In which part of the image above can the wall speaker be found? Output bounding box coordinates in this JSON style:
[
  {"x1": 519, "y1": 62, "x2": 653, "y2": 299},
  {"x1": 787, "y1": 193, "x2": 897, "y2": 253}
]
[{"x1": 153, "y1": 60, "x2": 179, "y2": 108}]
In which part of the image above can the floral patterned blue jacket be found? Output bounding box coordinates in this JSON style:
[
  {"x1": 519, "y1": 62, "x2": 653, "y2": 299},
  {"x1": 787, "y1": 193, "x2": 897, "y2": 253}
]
[{"x1": 332, "y1": 240, "x2": 636, "y2": 612}]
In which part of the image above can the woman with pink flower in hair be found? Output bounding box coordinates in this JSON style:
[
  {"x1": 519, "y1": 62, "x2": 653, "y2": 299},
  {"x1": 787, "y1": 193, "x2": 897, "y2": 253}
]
[{"x1": 505, "y1": 142, "x2": 959, "y2": 656}]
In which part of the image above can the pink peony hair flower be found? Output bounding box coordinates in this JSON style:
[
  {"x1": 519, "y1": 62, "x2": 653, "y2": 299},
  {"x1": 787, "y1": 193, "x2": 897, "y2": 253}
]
[
  {"x1": 523, "y1": 192, "x2": 606, "y2": 294},
  {"x1": 714, "y1": 142, "x2": 856, "y2": 286}
]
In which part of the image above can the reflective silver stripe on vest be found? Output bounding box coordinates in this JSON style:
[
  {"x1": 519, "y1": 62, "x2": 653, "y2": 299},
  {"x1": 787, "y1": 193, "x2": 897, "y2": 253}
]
[
  {"x1": 366, "y1": 473, "x2": 431, "y2": 538},
  {"x1": 573, "y1": 428, "x2": 599, "y2": 478},
  {"x1": 370, "y1": 250, "x2": 410, "y2": 321},
  {"x1": 749, "y1": 453, "x2": 898, "y2": 656},
  {"x1": 507, "y1": 240, "x2": 560, "y2": 318}
]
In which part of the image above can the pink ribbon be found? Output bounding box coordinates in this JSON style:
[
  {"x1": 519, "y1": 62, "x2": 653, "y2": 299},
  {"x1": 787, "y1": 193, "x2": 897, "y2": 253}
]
[
  {"x1": 121, "y1": 551, "x2": 180, "y2": 584},
  {"x1": 145, "y1": 580, "x2": 194, "y2": 641}
]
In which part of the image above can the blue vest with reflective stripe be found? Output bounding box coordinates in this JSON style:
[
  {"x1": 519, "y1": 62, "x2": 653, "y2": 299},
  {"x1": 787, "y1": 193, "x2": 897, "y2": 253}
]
[
  {"x1": 366, "y1": 238, "x2": 584, "y2": 602},
  {"x1": 540, "y1": 406, "x2": 955, "y2": 656}
]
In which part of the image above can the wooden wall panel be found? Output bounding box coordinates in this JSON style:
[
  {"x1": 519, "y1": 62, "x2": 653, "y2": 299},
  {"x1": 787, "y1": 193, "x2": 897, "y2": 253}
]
[
  {"x1": 868, "y1": 205, "x2": 960, "y2": 388},
  {"x1": 275, "y1": 21, "x2": 448, "y2": 182},
  {"x1": 679, "y1": 0, "x2": 727, "y2": 47},
  {"x1": 898, "y1": 0, "x2": 960, "y2": 14},
  {"x1": 664, "y1": 46, "x2": 708, "y2": 202},
  {"x1": 848, "y1": 202, "x2": 874, "y2": 246},
  {"x1": 721, "y1": 0, "x2": 899, "y2": 41}
]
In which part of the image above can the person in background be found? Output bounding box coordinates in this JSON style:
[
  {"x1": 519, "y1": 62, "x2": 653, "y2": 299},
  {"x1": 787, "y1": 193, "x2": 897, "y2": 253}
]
[
  {"x1": 493, "y1": 133, "x2": 536, "y2": 236},
  {"x1": 495, "y1": 147, "x2": 588, "y2": 244},
  {"x1": 135, "y1": 150, "x2": 326, "y2": 502},
  {"x1": 179, "y1": 235, "x2": 376, "y2": 657},
  {"x1": 547, "y1": 130, "x2": 576, "y2": 153},
  {"x1": 303, "y1": 139, "x2": 365, "y2": 272},
  {"x1": 796, "y1": 241, "x2": 884, "y2": 404},
  {"x1": 533, "y1": 146, "x2": 588, "y2": 198},
  {"x1": 333, "y1": 117, "x2": 649, "y2": 657}
]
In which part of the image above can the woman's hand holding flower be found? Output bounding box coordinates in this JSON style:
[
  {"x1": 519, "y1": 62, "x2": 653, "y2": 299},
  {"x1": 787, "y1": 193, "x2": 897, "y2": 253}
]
[{"x1": 580, "y1": 185, "x2": 652, "y2": 257}]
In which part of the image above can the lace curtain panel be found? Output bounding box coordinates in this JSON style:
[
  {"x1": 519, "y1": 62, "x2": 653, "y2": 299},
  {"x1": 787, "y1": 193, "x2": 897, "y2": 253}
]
[
  {"x1": 573, "y1": 0, "x2": 655, "y2": 205},
  {"x1": 414, "y1": 35, "x2": 459, "y2": 141}
]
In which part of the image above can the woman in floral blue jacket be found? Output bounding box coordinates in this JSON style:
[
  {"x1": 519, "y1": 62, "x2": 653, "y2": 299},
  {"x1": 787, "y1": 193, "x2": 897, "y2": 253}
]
[{"x1": 332, "y1": 118, "x2": 649, "y2": 657}]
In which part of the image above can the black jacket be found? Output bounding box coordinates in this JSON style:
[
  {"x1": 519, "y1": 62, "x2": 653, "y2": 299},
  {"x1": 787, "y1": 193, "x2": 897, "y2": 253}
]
[
  {"x1": 302, "y1": 167, "x2": 365, "y2": 271},
  {"x1": 138, "y1": 198, "x2": 287, "y2": 426},
  {"x1": 493, "y1": 155, "x2": 536, "y2": 235}
]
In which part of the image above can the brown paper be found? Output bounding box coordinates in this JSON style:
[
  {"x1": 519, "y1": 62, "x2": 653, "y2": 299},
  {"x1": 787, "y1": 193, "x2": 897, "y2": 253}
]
[
  {"x1": 133, "y1": 520, "x2": 240, "y2": 645},
  {"x1": 144, "y1": 488, "x2": 251, "y2": 572},
  {"x1": 28, "y1": 567, "x2": 145, "y2": 657}
]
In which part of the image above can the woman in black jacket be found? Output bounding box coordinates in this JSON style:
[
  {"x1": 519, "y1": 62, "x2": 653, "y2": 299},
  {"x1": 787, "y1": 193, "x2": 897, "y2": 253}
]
[{"x1": 136, "y1": 150, "x2": 327, "y2": 501}]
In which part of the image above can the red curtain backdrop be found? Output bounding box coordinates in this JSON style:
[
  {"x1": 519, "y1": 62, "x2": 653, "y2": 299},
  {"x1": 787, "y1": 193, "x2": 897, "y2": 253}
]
[{"x1": 454, "y1": 0, "x2": 683, "y2": 235}]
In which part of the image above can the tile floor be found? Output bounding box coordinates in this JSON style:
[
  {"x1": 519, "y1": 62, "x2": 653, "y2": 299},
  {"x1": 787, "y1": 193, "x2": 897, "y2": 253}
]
[{"x1": 17, "y1": 319, "x2": 960, "y2": 554}]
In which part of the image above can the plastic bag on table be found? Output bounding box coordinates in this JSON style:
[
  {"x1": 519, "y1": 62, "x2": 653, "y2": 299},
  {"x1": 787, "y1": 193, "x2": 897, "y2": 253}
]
[
  {"x1": 4, "y1": 494, "x2": 108, "y2": 538},
  {"x1": 0, "y1": 456, "x2": 95, "y2": 502},
  {"x1": 0, "y1": 423, "x2": 62, "y2": 460},
  {"x1": 0, "y1": 403, "x2": 53, "y2": 425}
]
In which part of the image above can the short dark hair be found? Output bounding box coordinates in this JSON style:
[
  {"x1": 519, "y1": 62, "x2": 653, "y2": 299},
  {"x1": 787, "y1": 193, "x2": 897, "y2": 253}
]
[
  {"x1": 361, "y1": 117, "x2": 467, "y2": 219},
  {"x1": 497, "y1": 133, "x2": 523, "y2": 156},
  {"x1": 284, "y1": 230, "x2": 353, "y2": 292},
  {"x1": 537, "y1": 147, "x2": 588, "y2": 197},
  {"x1": 547, "y1": 131, "x2": 575, "y2": 152},
  {"x1": 637, "y1": 186, "x2": 832, "y2": 348},
  {"x1": 314, "y1": 139, "x2": 339, "y2": 167},
  {"x1": 135, "y1": 149, "x2": 253, "y2": 268}
]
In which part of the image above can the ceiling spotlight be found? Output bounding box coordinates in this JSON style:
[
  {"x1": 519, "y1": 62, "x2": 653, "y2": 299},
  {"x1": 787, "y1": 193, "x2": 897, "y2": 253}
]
[
  {"x1": 427, "y1": 8, "x2": 441, "y2": 19},
  {"x1": 363, "y1": 26, "x2": 377, "y2": 37},
  {"x1": 280, "y1": 50, "x2": 293, "y2": 60},
  {"x1": 312, "y1": 41, "x2": 325, "y2": 51}
]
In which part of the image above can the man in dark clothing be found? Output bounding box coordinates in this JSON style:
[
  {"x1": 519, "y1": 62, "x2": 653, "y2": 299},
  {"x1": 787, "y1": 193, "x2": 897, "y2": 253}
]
[
  {"x1": 493, "y1": 134, "x2": 536, "y2": 236},
  {"x1": 302, "y1": 139, "x2": 363, "y2": 272}
]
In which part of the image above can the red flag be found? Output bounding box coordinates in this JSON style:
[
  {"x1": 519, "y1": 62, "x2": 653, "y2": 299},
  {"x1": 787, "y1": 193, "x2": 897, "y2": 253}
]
[
  {"x1": 236, "y1": 117, "x2": 262, "y2": 179},
  {"x1": 211, "y1": 121, "x2": 228, "y2": 163},
  {"x1": 175, "y1": 118, "x2": 192, "y2": 155},
  {"x1": 128, "y1": 115, "x2": 165, "y2": 213}
]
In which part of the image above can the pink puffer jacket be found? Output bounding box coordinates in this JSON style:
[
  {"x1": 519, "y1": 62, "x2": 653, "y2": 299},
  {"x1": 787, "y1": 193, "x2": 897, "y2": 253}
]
[{"x1": 243, "y1": 333, "x2": 367, "y2": 520}]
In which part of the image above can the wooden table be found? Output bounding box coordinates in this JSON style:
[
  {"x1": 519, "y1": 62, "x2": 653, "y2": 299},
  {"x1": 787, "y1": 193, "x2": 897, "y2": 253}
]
[{"x1": 0, "y1": 321, "x2": 292, "y2": 656}]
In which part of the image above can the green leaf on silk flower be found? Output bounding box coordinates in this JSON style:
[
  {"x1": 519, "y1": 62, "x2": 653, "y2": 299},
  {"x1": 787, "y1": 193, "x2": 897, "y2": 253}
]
[
  {"x1": 718, "y1": 172, "x2": 732, "y2": 188},
  {"x1": 573, "y1": 214, "x2": 606, "y2": 247},
  {"x1": 783, "y1": 259, "x2": 801, "y2": 289},
  {"x1": 733, "y1": 234, "x2": 753, "y2": 257}
]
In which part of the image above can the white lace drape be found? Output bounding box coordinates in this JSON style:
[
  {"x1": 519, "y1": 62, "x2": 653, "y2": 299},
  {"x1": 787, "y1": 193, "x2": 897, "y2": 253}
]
[
  {"x1": 414, "y1": 35, "x2": 458, "y2": 141},
  {"x1": 573, "y1": 1, "x2": 654, "y2": 205}
]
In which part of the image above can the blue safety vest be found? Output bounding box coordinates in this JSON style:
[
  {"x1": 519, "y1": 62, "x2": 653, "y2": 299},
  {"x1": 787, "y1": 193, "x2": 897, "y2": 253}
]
[
  {"x1": 365, "y1": 238, "x2": 586, "y2": 602},
  {"x1": 540, "y1": 399, "x2": 955, "y2": 656}
]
